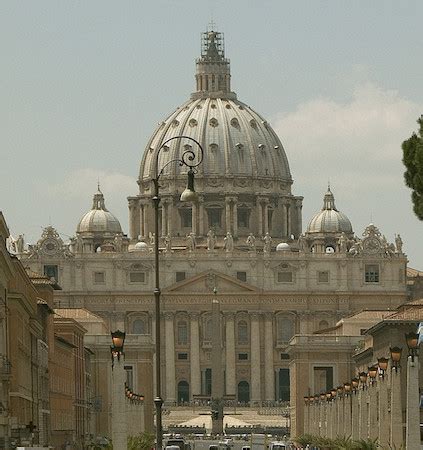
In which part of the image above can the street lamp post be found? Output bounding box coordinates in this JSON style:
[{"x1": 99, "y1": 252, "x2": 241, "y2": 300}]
[
  {"x1": 152, "y1": 136, "x2": 203, "y2": 450},
  {"x1": 110, "y1": 331, "x2": 127, "y2": 450}
]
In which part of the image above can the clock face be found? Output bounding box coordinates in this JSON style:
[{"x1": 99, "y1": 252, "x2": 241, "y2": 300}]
[
  {"x1": 363, "y1": 237, "x2": 381, "y2": 254},
  {"x1": 42, "y1": 238, "x2": 60, "y2": 256}
]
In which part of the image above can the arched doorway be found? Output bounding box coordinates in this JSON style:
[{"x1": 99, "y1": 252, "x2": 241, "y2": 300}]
[
  {"x1": 237, "y1": 381, "x2": 250, "y2": 403},
  {"x1": 177, "y1": 381, "x2": 189, "y2": 404}
]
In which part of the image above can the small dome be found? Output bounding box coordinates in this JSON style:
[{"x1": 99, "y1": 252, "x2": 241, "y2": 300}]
[
  {"x1": 77, "y1": 188, "x2": 122, "y2": 235},
  {"x1": 133, "y1": 241, "x2": 148, "y2": 252},
  {"x1": 307, "y1": 188, "x2": 353, "y2": 235},
  {"x1": 276, "y1": 242, "x2": 291, "y2": 252}
]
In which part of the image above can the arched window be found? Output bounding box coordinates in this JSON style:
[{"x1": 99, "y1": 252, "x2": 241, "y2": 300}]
[
  {"x1": 277, "y1": 316, "x2": 294, "y2": 343},
  {"x1": 177, "y1": 321, "x2": 188, "y2": 345},
  {"x1": 318, "y1": 320, "x2": 329, "y2": 331},
  {"x1": 177, "y1": 381, "x2": 190, "y2": 404},
  {"x1": 237, "y1": 320, "x2": 248, "y2": 345},
  {"x1": 132, "y1": 319, "x2": 146, "y2": 334}
]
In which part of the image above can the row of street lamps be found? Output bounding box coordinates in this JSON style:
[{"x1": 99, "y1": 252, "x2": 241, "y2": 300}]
[{"x1": 303, "y1": 331, "x2": 420, "y2": 448}]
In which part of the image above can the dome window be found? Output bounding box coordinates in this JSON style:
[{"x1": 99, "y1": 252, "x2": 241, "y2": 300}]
[
  {"x1": 258, "y1": 143, "x2": 265, "y2": 151},
  {"x1": 210, "y1": 103, "x2": 217, "y2": 109},
  {"x1": 235, "y1": 143, "x2": 243, "y2": 149},
  {"x1": 238, "y1": 105, "x2": 244, "y2": 110},
  {"x1": 225, "y1": 103, "x2": 231, "y2": 109},
  {"x1": 188, "y1": 119, "x2": 198, "y2": 127},
  {"x1": 250, "y1": 119, "x2": 257, "y2": 128},
  {"x1": 172, "y1": 119, "x2": 179, "y2": 128},
  {"x1": 209, "y1": 118, "x2": 219, "y2": 127},
  {"x1": 230, "y1": 118, "x2": 239, "y2": 128},
  {"x1": 196, "y1": 104, "x2": 202, "y2": 109}
]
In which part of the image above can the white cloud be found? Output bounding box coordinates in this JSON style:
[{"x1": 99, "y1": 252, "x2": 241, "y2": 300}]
[
  {"x1": 42, "y1": 168, "x2": 135, "y2": 200},
  {"x1": 273, "y1": 82, "x2": 423, "y2": 195},
  {"x1": 32, "y1": 168, "x2": 135, "y2": 241},
  {"x1": 272, "y1": 82, "x2": 423, "y2": 267}
]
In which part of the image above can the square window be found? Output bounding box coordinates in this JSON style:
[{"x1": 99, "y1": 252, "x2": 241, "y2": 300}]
[
  {"x1": 176, "y1": 272, "x2": 186, "y2": 282},
  {"x1": 318, "y1": 271, "x2": 329, "y2": 283},
  {"x1": 178, "y1": 353, "x2": 188, "y2": 360},
  {"x1": 238, "y1": 353, "x2": 248, "y2": 361},
  {"x1": 130, "y1": 272, "x2": 145, "y2": 283},
  {"x1": 278, "y1": 272, "x2": 293, "y2": 283},
  {"x1": 93, "y1": 272, "x2": 105, "y2": 283},
  {"x1": 237, "y1": 271, "x2": 247, "y2": 282},
  {"x1": 365, "y1": 264, "x2": 379, "y2": 283},
  {"x1": 280, "y1": 353, "x2": 290, "y2": 360}
]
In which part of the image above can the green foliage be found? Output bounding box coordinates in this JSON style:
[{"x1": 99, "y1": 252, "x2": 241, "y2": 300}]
[
  {"x1": 128, "y1": 431, "x2": 155, "y2": 450},
  {"x1": 402, "y1": 116, "x2": 423, "y2": 220}
]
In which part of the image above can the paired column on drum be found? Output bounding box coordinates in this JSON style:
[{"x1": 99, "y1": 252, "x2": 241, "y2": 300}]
[
  {"x1": 225, "y1": 196, "x2": 238, "y2": 235},
  {"x1": 256, "y1": 197, "x2": 270, "y2": 236},
  {"x1": 128, "y1": 197, "x2": 140, "y2": 240}
]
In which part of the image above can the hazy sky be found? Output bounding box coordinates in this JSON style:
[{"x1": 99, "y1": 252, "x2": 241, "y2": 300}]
[{"x1": 1, "y1": 1, "x2": 423, "y2": 267}]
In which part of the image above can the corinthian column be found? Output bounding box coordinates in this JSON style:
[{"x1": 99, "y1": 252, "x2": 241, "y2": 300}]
[
  {"x1": 232, "y1": 199, "x2": 238, "y2": 237},
  {"x1": 167, "y1": 199, "x2": 173, "y2": 237},
  {"x1": 164, "y1": 313, "x2": 176, "y2": 403},
  {"x1": 190, "y1": 313, "x2": 201, "y2": 398},
  {"x1": 225, "y1": 313, "x2": 236, "y2": 396},
  {"x1": 161, "y1": 201, "x2": 167, "y2": 237},
  {"x1": 250, "y1": 313, "x2": 261, "y2": 404},
  {"x1": 264, "y1": 313, "x2": 274, "y2": 401},
  {"x1": 257, "y1": 200, "x2": 263, "y2": 236},
  {"x1": 198, "y1": 196, "x2": 205, "y2": 237},
  {"x1": 225, "y1": 198, "x2": 232, "y2": 233},
  {"x1": 191, "y1": 203, "x2": 197, "y2": 235}
]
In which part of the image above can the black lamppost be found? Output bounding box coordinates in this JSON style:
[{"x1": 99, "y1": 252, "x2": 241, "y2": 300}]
[{"x1": 152, "y1": 136, "x2": 203, "y2": 450}]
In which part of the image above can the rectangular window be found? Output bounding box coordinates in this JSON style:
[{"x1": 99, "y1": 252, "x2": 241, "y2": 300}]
[
  {"x1": 238, "y1": 353, "x2": 248, "y2": 361},
  {"x1": 93, "y1": 272, "x2": 105, "y2": 284},
  {"x1": 208, "y1": 209, "x2": 222, "y2": 228},
  {"x1": 318, "y1": 271, "x2": 329, "y2": 283},
  {"x1": 365, "y1": 264, "x2": 379, "y2": 283},
  {"x1": 130, "y1": 272, "x2": 145, "y2": 283},
  {"x1": 176, "y1": 272, "x2": 186, "y2": 282},
  {"x1": 177, "y1": 352, "x2": 188, "y2": 360},
  {"x1": 278, "y1": 368, "x2": 290, "y2": 402},
  {"x1": 278, "y1": 272, "x2": 293, "y2": 283},
  {"x1": 180, "y1": 209, "x2": 192, "y2": 228},
  {"x1": 124, "y1": 365, "x2": 134, "y2": 390},
  {"x1": 280, "y1": 353, "x2": 290, "y2": 360},
  {"x1": 237, "y1": 271, "x2": 247, "y2": 282},
  {"x1": 237, "y1": 209, "x2": 250, "y2": 228},
  {"x1": 43, "y1": 265, "x2": 58, "y2": 282},
  {"x1": 313, "y1": 366, "x2": 333, "y2": 393}
]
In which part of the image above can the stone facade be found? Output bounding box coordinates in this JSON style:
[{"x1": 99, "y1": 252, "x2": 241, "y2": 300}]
[{"x1": 14, "y1": 27, "x2": 412, "y2": 441}]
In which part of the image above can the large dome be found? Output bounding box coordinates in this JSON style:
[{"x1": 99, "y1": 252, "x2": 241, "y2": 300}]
[
  {"x1": 128, "y1": 29, "x2": 303, "y2": 243},
  {"x1": 77, "y1": 188, "x2": 122, "y2": 235},
  {"x1": 307, "y1": 188, "x2": 353, "y2": 235},
  {"x1": 139, "y1": 97, "x2": 292, "y2": 184}
]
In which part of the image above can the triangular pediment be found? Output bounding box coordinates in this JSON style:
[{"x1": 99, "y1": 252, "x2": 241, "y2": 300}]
[{"x1": 164, "y1": 270, "x2": 259, "y2": 294}]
